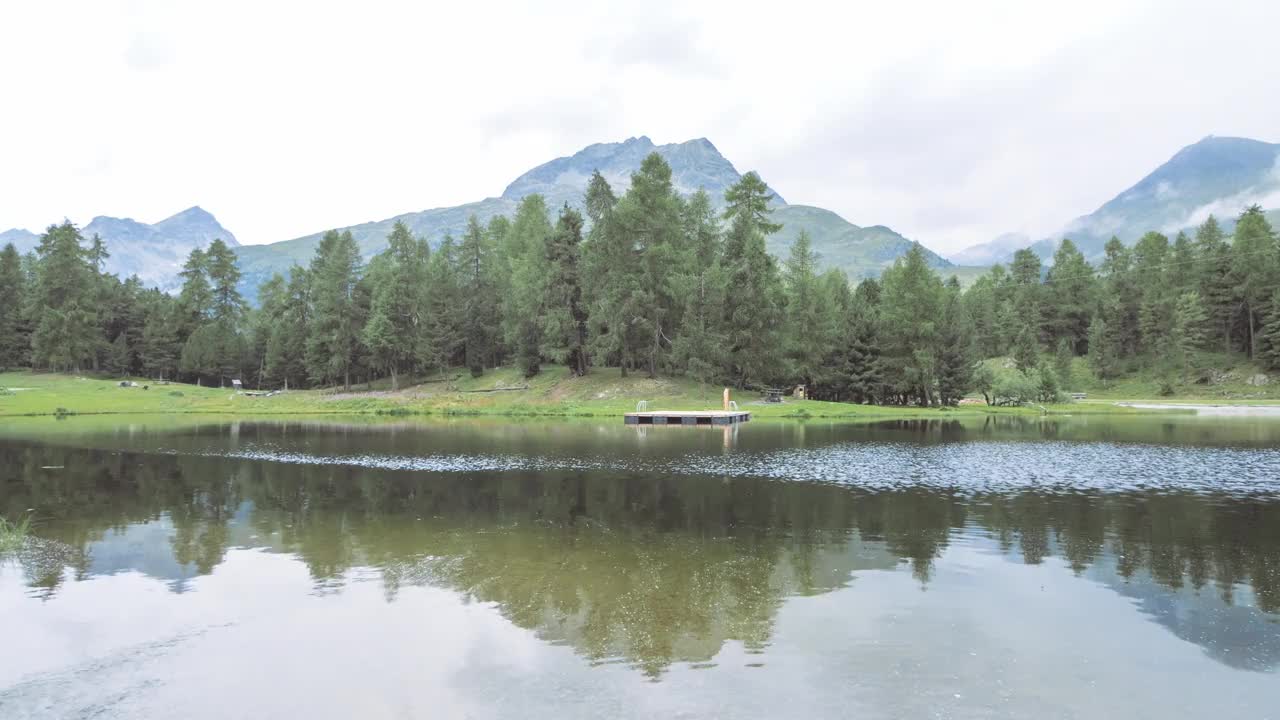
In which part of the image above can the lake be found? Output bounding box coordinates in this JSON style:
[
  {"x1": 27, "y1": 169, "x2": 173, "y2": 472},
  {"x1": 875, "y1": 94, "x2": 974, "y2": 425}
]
[{"x1": 2, "y1": 414, "x2": 1279, "y2": 719}]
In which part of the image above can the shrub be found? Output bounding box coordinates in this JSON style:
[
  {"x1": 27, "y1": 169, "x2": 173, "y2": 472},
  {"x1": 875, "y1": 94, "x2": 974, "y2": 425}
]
[
  {"x1": 1034, "y1": 366, "x2": 1063, "y2": 403},
  {"x1": 990, "y1": 369, "x2": 1037, "y2": 406}
]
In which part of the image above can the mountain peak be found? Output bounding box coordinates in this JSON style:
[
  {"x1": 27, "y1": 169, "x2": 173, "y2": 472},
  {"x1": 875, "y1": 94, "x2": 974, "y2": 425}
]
[
  {"x1": 953, "y1": 134, "x2": 1280, "y2": 265},
  {"x1": 153, "y1": 206, "x2": 238, "y2": 247},
  {"x1": 496, "y1": 134, "x2": 768, "y2": 204},
  {"x1": 500, "y1": 136, "x2": 783, "y2": 205},
  {"x1": 161, "y1": 205, "x2": 215, "y2": 222}
]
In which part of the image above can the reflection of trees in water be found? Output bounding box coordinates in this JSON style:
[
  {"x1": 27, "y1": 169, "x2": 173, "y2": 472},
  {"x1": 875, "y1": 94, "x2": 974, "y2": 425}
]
[{"x1": 2, "y1": 442, "x2": 1279, "y2": 674}]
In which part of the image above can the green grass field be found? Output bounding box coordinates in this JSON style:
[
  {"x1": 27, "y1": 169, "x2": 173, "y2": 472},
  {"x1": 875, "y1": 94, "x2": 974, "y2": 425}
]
[{"x1": 0, "y1": 367, "x2": 1153, "y2": 422}]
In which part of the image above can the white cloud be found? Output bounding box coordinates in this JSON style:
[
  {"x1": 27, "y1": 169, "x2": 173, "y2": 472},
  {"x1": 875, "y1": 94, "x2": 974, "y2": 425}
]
[{"x1": 1, "y1": 0, "x2": 1278, "y2": 252}]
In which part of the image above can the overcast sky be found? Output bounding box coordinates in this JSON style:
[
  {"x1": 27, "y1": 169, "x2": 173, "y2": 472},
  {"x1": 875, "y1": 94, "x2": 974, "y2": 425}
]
[{"x1": 2, "y1": 0, "x2": 1278, "y2": 253}]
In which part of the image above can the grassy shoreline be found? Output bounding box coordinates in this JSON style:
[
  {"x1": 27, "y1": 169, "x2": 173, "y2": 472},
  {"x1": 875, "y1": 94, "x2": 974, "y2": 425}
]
[{"x1": 0, "y1": 367, "x2": 1224, "y2": 422}]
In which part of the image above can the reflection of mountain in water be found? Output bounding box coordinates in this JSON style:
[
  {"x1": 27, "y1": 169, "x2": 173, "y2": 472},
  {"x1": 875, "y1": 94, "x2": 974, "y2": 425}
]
[
  {"x1": 2, "y1": 431, "x2": 1279, "y2": 676},
  {"x1": 1098, "y1": 565, "x2": 1280, "y2": 672}
]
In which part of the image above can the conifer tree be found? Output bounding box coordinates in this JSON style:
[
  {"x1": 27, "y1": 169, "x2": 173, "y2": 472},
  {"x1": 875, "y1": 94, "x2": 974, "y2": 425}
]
[
  {"x1": 423, "y1": 235, "x2": 463, "y2": 378},
  {"x1": 31, "y1": 222, "x2": 97, "y2": 372},
  {"x1": 1012, "y1": 324, "x2": 1039, "y2": 372},
  {"x1": 140, "y1": 300, "x2": 181, "y2": 381},
  {"x1": 458, "y1": 216, "x2": 499, "y2": 376},
  {"x1": 1100, "y1": 237, "x2": 1140, "y2": 358},
  {"x1": 1087, "y1": 314, "x2": 1118, "y2": 380},
  {"x1": 1231, "y1": 205, "x2": 1278, "y2": 357},
  {"x1": 1043, "y1": 239, "x2": 1096, "y2": 353},
  {"x1": 783, "y1": 231, "x2": 825, "y2": 386},
  {"x1": 582, "y1": 171, "x2": 642, "y2": 376},
  {"x1": 540, "y1": 205, "x2": 590, "y2": 376},
  {"x1": 670, "y1": 190, "x2": 727, "y2": 396},
  {"x1": 1256, "y1": 289, "x2": 1280, "y2": 371},
  {"x1": 936, "y1": 277, "x2": 975, "y2": 405},
  {"x1": 306, "y1": 230, "x2": 362, "y2": 389},
  {"x1": 879, "y1": 244, "x2": 944, "y2": 405},
  {"x1": 265, "y1": 267, "x2": 313, "y2": 389},
  {"x1": 614, "y1": 154, "x2": 686, "y2": 377},
  {"x1": 1194, "y1": 216, "x2": 1235, "y2": 353},
  {"x1": 363, "y1": 222, "x2": 428, "y2": 389},
  {"x1": 503, "y1": 196, "x2": 553, "y2": 377},
  {"x1": 1170, "y1": 290, "x2": 1210, "y2": 372},
  {"x1": 177, "y1": 248, "x2": 212, "y2": 336},
  {"x1": 721, "y1": 171, "x2": 785, "y2": 388},
  {"x1": 0, "y1": 243, "x2": 27, "y2": 369}
]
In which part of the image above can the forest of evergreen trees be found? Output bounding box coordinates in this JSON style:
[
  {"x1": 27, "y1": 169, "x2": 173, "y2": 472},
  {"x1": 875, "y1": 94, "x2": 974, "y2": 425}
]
[{"x1": 2, "y1": 152, "x2": 1279, "y2": 405}]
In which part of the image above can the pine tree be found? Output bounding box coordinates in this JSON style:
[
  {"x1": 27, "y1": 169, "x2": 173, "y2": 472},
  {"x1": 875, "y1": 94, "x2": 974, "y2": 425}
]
[
  {"x1": 177, "y1": 248, "x2": 212, "y2": 336},
  {"x1": 540, "y1": 205, "x2": 591, "y2": 376},
  {"x1": 1256, "y1": 289, "x2": 1280, "y2": 371},
  {"x1": 614, "y1": 153, "x2": 686, "y2": 377},
  {"x1": 721, "y1": 171, "x2": 785, "y2": 388},
  {"x1": 106, "y1": 331, "x2": 130, "y2": 376},
  {"x1": 1012, "y1": 323, "x2": 1039, "y2": 372},
  {"x1": 1100, "y1": 237, "x2": 1140, "y2": 358},
  {"x1": 1087, "y1": 314, "x2": 1118, "y2": 380},
  {"x1": 1043, "y1": 239, "x2": 1096, "y2": 353},
  {"x1": 0, "y1": 243, "x2": 26, "y2": 369},
  {"x1": 422, "y1": 235, "x2": 463, "y2": 378},
  {"x1": 1169, "y1": 231, "x2": 1195, "y2": 295},
  {"x1": 961, "y1": 273, "x2": 1000, "y2": 358},
  {"x1": 582, "y1": 171, "x2": 642, "y2": 376},
  {"x1": 1170, "y1": 290, "x2": 1210, "y2": 372},
  {"x1": 306, "y1": 230, "x2": 363, "y2": 389},
  {"x1": 1054, "y1": 337, "x2": 1074, "y2": 389},
  {"x1": 205, "y1": 238, "x2": 246, "y2": 324},
  {"x1": 830, "y1": 321, "x2": 881, "y2": 404},
  {"x1": 669, "y1": 190, "x2": 727, "y2": 396},
  {"x1": 1194, "y1": 216, "x2": 1235, "y2": 353},
  {"x1": 141, "y1": 300, "x2": 181, "y2": 381},
  {"x1": 499, "y1": 196, "x2": 553, "y2": 378},
  {"x1": 783, "y1": 230, "x2": 826, "y2": 386},
  {"x1": 31, "y1": 222, "x2": 97, "y2": 372},
  {"x1": 458, "y1": 216, "x2": 499, "y2": 376},
  {"x1": 264, "y1": 266, "x2": 312, "y2": 389},
  {"x1": 879, "y1": 244, "x2": 944, "y2": 405},
  {"x1": 363, "y1": 222, "x2": 428, "y2": 389},
  {"x1": 1132, "y1": 231, "x2": 1171, "y2": 356},
  {"x1": 936, "y1": 278, "x2": 975, "y2": 405},
  {"x1": 1231, "y1": 205, "x2": 1279, "y2": 357}
]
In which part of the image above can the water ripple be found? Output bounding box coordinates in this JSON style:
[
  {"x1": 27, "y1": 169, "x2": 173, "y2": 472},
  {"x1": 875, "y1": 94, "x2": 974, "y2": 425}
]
[{"x1": 165, "y1": 440, "x2": 1280, "y2": 498}]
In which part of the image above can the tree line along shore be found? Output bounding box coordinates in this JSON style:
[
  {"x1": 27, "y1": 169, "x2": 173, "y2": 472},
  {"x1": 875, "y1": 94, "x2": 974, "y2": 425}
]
[{"x1": 2, "y1": 152, "x2": 1279, "y2": 412}]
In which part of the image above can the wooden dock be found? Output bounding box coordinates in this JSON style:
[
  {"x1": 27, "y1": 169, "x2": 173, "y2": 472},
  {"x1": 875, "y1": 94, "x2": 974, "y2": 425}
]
[{"x1": 624, "y1": 410, "x2": 751, "y2": 426}]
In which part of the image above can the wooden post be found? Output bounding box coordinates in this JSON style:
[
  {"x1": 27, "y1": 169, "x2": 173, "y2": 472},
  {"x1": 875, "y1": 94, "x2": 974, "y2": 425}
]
[{"x1": 723, "y1": 388, "x2": 729, "y2": 411}]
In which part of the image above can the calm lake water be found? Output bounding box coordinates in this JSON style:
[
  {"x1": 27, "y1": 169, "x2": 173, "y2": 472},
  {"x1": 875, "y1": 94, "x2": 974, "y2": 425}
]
[{"x1": 2, "y1": 415, "x2": 1279, "y2": 719}]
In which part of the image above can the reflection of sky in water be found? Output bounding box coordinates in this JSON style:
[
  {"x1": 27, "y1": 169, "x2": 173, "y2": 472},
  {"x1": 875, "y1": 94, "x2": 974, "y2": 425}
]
[
  {"x1": 3, "y1": 543, "x2": 1278, "y2": 720},
  {"x1": 3, "y1": 417, "x2": 1280, "y2": 719}
]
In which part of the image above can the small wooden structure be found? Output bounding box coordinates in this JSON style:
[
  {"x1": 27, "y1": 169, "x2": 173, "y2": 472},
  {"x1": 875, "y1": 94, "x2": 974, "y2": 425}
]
[{"x1": 625, "y1": 410, "x2": 751, "y2": 426}]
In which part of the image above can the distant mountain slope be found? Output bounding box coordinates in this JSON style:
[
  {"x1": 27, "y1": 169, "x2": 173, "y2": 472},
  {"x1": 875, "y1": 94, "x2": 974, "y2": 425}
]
[
  {"x1": 955, "y1": 136, "x2": 1280, "y2": 263},
  {"x1": 503, "y1": 136, "x2": 772, "y2": 206},
  {"x1": 0, "y1": 228, "x2": 39, "y2": 254},
  {"x1": 947, "y1": 232, "x2": 1030, "y2": 266},
  {"x1": 0, "y1": 207, "x2": 237, "y2": 289},
  {"x1": 4, "y1": 138, "x2": 956, "y2": 298},
  {"x1": 769, "y1": 205, "x2": 952, "y2": 279},
  {"x1": 234, "y1": 137, "x2": 947, "y2": 299}
]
